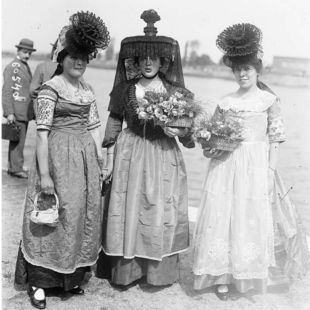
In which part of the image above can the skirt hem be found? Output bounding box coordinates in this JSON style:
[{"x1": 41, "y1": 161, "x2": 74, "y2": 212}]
[
  {"x1": 102, "y1": 246, "x2": 188, "y2": 261},
  {"x1": 21, "y1": 242, "x2": 101, "y2": 274}
]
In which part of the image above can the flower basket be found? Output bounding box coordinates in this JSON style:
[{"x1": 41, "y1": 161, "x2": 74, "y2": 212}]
[
  {"x1": 198, "y1": 135, "x2": 242, "y2": 151},
  {"x1": 164, "y1": 117, "x2": 193, "y2": 128},
  {"x1": 136, "y1": 87, "x2": 202, "y2": 129}
]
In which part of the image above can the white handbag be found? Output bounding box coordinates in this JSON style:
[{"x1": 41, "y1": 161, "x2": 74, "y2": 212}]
[{"x1": 30, "y1": 192, "x2": 59, "y2": 227}]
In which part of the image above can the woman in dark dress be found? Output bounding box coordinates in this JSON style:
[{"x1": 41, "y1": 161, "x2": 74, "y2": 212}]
[
  {"x1": 14, "y1": 11, "x2": 110, "y2": 309},
  {"x1": 96, "y1": 9, "x2": 195, "y2": 286}
]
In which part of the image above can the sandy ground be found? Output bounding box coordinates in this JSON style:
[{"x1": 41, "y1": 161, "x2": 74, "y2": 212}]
[
  {"x1": 2, "y1": 58, "x2": 310, "y2": 309},
  {"x1": 2, "y1": 172, "x2": 310, "y2": 310}
]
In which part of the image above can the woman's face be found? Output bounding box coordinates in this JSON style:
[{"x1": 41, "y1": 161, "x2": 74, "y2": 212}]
[
  {"x1": 233, "y1": 65, "x2": 258, "y2": 89},
  {"x1": 62, "y1": 55, "x2": 87, "y2": 78},
  {"x1": 138, "y1": 56, "x2": 161, "y2": 78}
]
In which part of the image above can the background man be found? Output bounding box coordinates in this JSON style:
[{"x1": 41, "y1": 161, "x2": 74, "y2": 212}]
[
  {"x1": 2, "y1": 38, "x2": 36, "y2": 178},
  {"x1": 30, "y1": 40, "x2": 58, "y2": 116}
]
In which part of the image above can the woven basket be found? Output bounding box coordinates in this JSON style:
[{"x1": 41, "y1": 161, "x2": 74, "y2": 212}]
[
  {"x1": 156, "y1": 117, "x2": 192, "y2": 128},
  {"x1": 198, "y1": 135, "x2": 242, "y2": 151}
]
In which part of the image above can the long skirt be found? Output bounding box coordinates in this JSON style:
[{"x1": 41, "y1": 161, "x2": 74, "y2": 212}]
[
  {"x1": 97, "y1": 129, "x2": 189, "y2": 285},
  {"x1": 15, "y1": 129, "x2": 103, "y2": 288},
  {"x1": 193, "y1": 144, "x2": 310, "y2": 293},
  {"x1": 15, "y1": 244, "x2": 89, "y2": 291}
]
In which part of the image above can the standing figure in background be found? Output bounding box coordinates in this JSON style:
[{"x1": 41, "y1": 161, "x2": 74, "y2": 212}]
[
  {"x1": 2, "y1": 38, "x2": 36, "y2": 178},
  {"x1": 192, "y1": 23, "x2": 310, "y2": 300},
  {"x1": 14, "y1": 11, "x2": 110, "y2": 310},
  {"x1": 96, "y1": 10, "x2": 194, "y2": 286},
  {"x1": 30, "y1": 40, "x2": 58, "y2": 116}
]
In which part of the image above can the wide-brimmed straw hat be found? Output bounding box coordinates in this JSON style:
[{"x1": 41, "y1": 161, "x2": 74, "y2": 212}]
[{"x1": 15, "y1": 38, "x2": 36, "y2": 52}]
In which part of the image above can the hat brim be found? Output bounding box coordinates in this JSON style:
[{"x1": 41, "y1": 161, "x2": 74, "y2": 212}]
[{"x1": 15, "y1": 44, "x2": 36, "y2": 52}]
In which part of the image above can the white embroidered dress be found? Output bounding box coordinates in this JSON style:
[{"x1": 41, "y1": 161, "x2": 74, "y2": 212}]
[{"x1": 193, "y1": 90, "x2": 286, "y2": 292}]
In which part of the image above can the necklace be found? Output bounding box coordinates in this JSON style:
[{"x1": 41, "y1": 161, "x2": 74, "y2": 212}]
[{"x1": 139, "y1": 75, "x2": 162, "y2": 91}]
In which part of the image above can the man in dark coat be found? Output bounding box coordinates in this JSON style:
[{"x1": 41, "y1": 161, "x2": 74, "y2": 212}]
[
  {"x1": 2, "y1": 38, "x2": 36, "y2": 178},
  {"x1": 30, "y1": 40, "x2": 58, "y2": 116}
]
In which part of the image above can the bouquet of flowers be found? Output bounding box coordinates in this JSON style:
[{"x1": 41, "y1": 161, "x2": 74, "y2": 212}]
[
  {"x1": 136, "y1": 88, "x2": 202, "y2": 128},
  {"x1": 192, "y1": 109, "x2": 247, "y2": 151}
]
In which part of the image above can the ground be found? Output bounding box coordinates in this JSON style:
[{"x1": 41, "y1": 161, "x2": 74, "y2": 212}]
[{"x1": 2, "y1": 172, "x2": 310, "y2": 310}]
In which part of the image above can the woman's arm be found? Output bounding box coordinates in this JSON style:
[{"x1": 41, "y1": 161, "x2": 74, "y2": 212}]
[
  {"x1": 89, "y1": 127, "x2": 103, "y2": 159},
  {"x1": 36, "y1": 129, "x2": 54, "y2": 194},
  {"x1": 266, "y1": 97, "x2": 285, "y2": 192},
  {"x1": 101, "y1": 112, "x2": 123, "y2": 181},
  {"x1": 102, "y1": 143, "x2": 115, "y2": 181},
  {"x1": 35, "y1": 85, "x2": 58, "y2": 195},
  {"x1": 268, "y1": 142, "x2": 280, "y2": 192},
  {"x1": 269, "y1": 142, "x2": 279, "y2": 171}
]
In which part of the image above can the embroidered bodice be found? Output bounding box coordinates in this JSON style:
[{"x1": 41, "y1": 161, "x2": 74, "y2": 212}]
[
  {"x1": 217, "y1": 90, "x2": 285, "y2": 143},
  {"x1": 36, "y1": 75, "x2": 100, "y2": 133}
]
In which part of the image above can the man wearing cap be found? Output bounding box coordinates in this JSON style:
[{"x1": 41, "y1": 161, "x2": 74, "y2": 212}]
[
  {"x1": 30, "y1": 40, "x2": 58, "y2": 116},
  {"x1": 2, "y1": 38, "x2": 36, "y2": 178}
]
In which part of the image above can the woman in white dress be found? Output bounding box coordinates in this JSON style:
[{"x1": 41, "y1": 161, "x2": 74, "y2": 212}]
[{"x1": 192, "y1": 23, "x2": 310, "y2": 300}]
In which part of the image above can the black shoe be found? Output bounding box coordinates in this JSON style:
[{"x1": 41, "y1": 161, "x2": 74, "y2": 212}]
[
  {"x1": 69, "y1": 286, "x2": 84, "y2": 295},
  {"x1": 27, "y1": 286, "x2": 46, "y2": 309},
  {"x1": 9, "y1": 171, "x2": 28, "y2": 178},
  {"x1": 215, "y1": 286, "x2": 229, "y2": 301}
]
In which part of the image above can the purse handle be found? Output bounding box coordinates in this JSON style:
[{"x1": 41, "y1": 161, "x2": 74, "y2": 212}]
[{"x1": 33, "y1": 191, "x2": 59, "y2": 211}]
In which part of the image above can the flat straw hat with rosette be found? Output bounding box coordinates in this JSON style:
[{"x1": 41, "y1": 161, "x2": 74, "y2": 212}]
[{"x1": 216, "y1": 23, "x2": 264, "y2": 68}]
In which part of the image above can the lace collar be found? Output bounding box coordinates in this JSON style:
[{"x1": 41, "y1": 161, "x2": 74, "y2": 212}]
[
  {"x1": 44, "y1": 75, "x2": 95, "y2": 104},
  {"x1": 135, "y1": 77, "x2": 166, "y2": 100},
  {"x1": 219, "y1": 90, "x2": 277, "y2": 112}
]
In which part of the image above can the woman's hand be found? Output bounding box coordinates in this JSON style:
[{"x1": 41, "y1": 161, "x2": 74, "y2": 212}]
[
  {"x1": 268, "y1": 167, "x2": 275, "y2": 194},
  {"x1": 40, "y1": 174, "x2": 55, "y2": 195},
  {"x1": 203, "y1": 147, "x2": 224, "y2": 158},
  {"x1": 163, "y1": 127, "x2": 189, "y2": 138},
  {"x1": 102, "y1": 163, "x2": 113, "y2": 182},
  {"x1": 199, "y1": 130, "x2": 211, "y2": 141}
]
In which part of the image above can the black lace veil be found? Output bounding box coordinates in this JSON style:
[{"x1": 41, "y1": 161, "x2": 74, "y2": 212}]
[{"x1": 112, "y1": 10, "x2": 185, "y2": 88}]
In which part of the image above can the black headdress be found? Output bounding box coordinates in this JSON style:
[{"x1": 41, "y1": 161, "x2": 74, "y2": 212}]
[
  {"x1": 216, "y1": 23, "x2": 263, "y2": 68},
  {"x1": 113, "y1": 9, "x2": 185, "y2": 87},
  {"x1": 53, "y1": 11, "x2": 110, "y2": 62}
]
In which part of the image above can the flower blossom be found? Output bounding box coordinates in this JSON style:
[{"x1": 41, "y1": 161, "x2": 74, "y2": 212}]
[
  {"x1": 172, "y1": 109, "x2": 178, "y2": 116},
  {"x1": 160, "y1": 115, "x2": 168, "y2": 122},
  {"x1": 138, "y1": 111, "x2": 148, "y2": 119},
  {"x1": 154, "y1": 107, "x2": 163, "y2": 118}
]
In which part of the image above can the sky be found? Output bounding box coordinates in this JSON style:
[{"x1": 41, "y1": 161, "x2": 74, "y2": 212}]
[{"x1": 1, "y1": 0, "x2": 310, "y2": 64}]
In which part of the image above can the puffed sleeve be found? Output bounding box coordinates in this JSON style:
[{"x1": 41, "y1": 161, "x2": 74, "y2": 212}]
[
  {"x1": 87, "y1": 100, "x2": 101, "y2": 130},
  {"x1": 36, "y1": 86, "x2": 57, "y2": 131},
  {"x1": 102, "y1": 112, "x2": 123, "y2": 147},
  {"x1": 267, "y1": 98, "x2": 285, "y2": 143}
]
